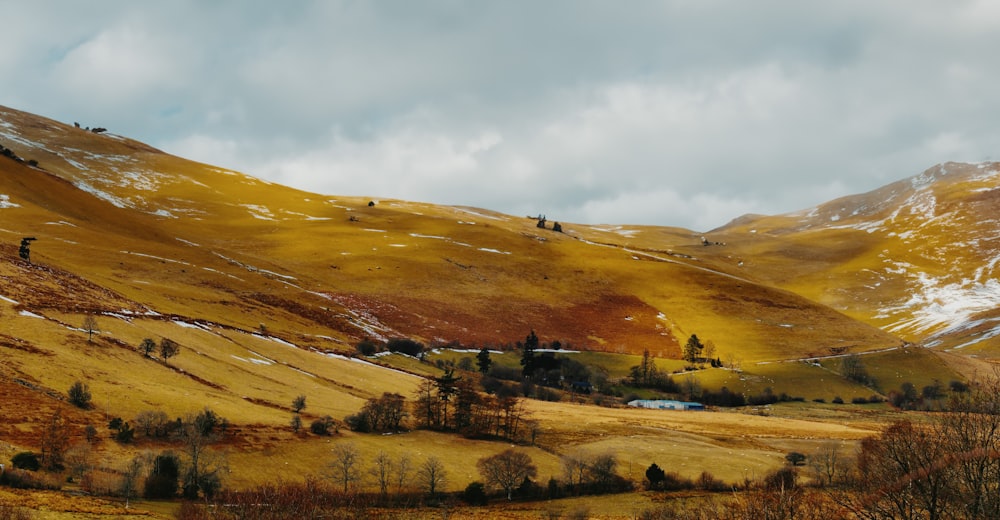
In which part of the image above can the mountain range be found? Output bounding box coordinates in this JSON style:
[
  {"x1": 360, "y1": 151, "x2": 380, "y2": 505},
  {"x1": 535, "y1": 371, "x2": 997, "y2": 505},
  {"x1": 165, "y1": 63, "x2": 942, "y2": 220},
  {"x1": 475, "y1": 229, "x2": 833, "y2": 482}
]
[
  {"x1": 3, "y1": 102, "x2": 999, "y2": 505},
  {"x1": 2, "y1": 103, "x2": 998, "y2": 366}
]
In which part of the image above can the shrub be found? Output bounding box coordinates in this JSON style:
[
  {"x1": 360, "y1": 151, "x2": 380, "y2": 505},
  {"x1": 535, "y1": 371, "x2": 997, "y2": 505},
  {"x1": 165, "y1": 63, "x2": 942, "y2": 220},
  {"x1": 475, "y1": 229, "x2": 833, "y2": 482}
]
[
  {"x1": 11, "y1": 452, "x2": 40, "y2": 471},
  {"x1": 386, "y1": 338, "x2": 424, "y2": 356},
  {"x1": 785, "y1": 452, "x2": 807, "y2": 466},
  {"x1": 762, "y1": 467, "x2": 797, "y2": 491},
  {"x1": 696, "y1": 471, "x2": 729, "y2": 492},
  {"x1": 194, "y1": 408, "x2": 221, "y2": 435},
  {"x1": 462, "y1": 481, "x2": 488, "y2": 505},
  {"x1": 144, "y1": 452, "x2": 180, "y2": 499},
  {"x1": 343, "y1": 413, "x2": 369, "y2": 433},
  {"x1": 0, "y1": 467, "x2": 59, "y2": 490},
  {"x1": 115, "y1": 422, "x2": 135, "y2": 443},
  {"x1": 355, "y1": 340, "x2": 378, "y2": 356},
  {"x1": 660, "y1": 471, "x2": 694, "y2": 491},
  {"x1": 68, "y1": 381, "x2": 92, "y2": 409},
  {"x1": 832, "y1": 396, "x2": 844, "y2": 404},
  {"x1": 311, "y1": 415, "x2": 335, "y2": 436}
]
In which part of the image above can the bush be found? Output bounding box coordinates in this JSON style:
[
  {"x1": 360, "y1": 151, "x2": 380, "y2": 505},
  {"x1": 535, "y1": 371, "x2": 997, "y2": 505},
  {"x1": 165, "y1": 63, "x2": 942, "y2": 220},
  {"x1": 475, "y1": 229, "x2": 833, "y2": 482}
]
[
  {"x1": 68, "y1": 381, "x2": 92, "y2": 409},
  {"x1": 696, "y1": 471, "x2": 729, "y2": 491},
  {"x1": 762, "y1": 467, "x2": 797, "y2": 491},
  {"x1": 115, "y1": 422, "x2": 135, "y2": 443},
  {"x1": 660, "y1": 471, "x2": 694, "y2": 491},
  {"x1": 386, "y1": 338, "x2": 424, "y2": 356},
  {"x1": 144, "y1": 453, "x2": 180, "y2": 499},
  {"x1": 343, "y1": 413, "x2": 370, "y2": 433},
  {"x1": 11, "y1": 452, "x2": 40, "y2": 471},
  {"x1": 785, "y1": 452, "x2": 807, "y2": 466},
  {"x1": 0, "y1": 467, "x2": 59, "y2": 490},
  {"x1": 462, "y1": 481, "x2": 488, "y2": 505},
  {"x1": 355, "y1": 340, "x2": 378, "y2": 356},
  {"x1": 832, "y1": 396, "x2": 844, "y2": 404},
  {"x1": 311, "y1": 415, "x2": 335, "y2": 435}
]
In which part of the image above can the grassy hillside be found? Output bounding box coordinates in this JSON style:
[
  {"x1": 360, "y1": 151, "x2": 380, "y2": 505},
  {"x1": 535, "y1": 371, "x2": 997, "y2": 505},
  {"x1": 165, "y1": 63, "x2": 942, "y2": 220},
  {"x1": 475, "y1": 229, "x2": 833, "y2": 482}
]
[{"x1": 0, "y1": 103, "x2": 985, "y2": 517}]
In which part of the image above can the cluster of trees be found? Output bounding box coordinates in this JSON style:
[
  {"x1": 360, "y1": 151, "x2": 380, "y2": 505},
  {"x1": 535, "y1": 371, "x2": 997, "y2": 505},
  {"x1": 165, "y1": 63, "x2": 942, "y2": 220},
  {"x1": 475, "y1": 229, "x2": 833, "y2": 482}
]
[
  {"x1": 176, "y1": 447, "x2": 633, "y2": 518},
  {"x1": 345, "y1": 393, "x2": 406, "y2": 433},
  {"x1": 138, "y1": 336, "x2": 180, "y2": 363},
  {"x1": 72, "y1": 122, "x2": 106, "y2": 133},
  {"x1": 833, "y1": 379, "x2": 1000, "y2": 519},
  {"x1": 638, "y1": 376, "x2": 1000, "y2": 519},
  {"x1": 840, "y1": 354, "x2": 877, "y2": 388},
  {"x1": 9, "y1": 406, "x2": 229, "y2": 502},
  {"x1": 628, "y1": 349, "x2": 680, "y2": 392},
  {"x1": 412, "y1": 370, "x2": 531, "y2": 441},
  {"x1": 885, "y1": 379, "x2": 966, "y2": 410},
  {"x1": 317, "y1": 443, "x2": 446, "y2": 498},
  {"x1": 284, "y1": 395, "x2": 336, "y2": 436}
]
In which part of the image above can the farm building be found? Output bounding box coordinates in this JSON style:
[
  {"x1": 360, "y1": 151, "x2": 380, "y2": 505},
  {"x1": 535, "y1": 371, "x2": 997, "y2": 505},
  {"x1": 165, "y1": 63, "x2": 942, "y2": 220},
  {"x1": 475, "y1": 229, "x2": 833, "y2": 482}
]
[{"x1": 628, "y1": 399, "x2": 705, "y2": 411}]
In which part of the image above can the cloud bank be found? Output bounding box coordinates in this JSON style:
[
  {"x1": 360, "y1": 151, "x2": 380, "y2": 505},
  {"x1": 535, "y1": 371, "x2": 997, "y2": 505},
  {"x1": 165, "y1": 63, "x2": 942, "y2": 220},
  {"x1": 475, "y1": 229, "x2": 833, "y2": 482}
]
[{"x1": 4, "y1": 1, "x2": 999, "y2": 230}]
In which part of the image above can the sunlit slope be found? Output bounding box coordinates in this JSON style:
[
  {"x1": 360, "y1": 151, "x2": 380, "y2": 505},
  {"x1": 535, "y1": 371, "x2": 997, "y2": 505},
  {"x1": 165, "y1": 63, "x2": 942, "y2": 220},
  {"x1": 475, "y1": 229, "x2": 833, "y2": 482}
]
[
  {"x1": 1, "y1": 104, "x2": 898, "y2": 364},
  {"x1": 706, "y1": 162, "x2": 1000, "y2": 352}
]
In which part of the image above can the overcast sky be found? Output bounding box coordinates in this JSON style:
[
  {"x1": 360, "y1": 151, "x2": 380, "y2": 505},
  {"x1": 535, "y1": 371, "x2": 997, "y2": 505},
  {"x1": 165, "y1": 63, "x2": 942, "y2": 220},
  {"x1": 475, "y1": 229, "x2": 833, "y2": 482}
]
[{"x1": 3, "y1": 1, "x2": 999, "y2": 231}]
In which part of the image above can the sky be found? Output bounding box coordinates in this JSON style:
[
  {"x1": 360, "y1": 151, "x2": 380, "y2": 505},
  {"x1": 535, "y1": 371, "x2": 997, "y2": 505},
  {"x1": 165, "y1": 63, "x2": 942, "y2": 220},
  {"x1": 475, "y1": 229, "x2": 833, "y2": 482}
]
[{"x1": 3, "y1": 1, "x2": 999, "y2": 231}]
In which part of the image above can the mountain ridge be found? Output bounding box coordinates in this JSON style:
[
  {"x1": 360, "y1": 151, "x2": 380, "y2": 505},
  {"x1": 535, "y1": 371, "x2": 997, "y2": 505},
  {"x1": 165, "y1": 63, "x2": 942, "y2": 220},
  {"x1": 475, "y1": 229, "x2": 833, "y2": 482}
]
[{"x1": 6, "y1": 103, "x2": 995, "y2": 358}]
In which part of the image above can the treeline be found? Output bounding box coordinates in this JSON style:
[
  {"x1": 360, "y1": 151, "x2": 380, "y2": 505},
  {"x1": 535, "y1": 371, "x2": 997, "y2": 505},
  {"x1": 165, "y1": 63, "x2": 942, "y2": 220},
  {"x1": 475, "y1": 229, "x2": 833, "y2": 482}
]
[
  {"x1": 343, "y1": 370, "x2": 532, "y2": 442},
  {"x1": 640, "y1": 375, "x2": 1000, "y2": 519},
  {"x1": 3, "y1": 407, "x2": 229, "y2": 502},
  {"x1": 175, "y1": 448, "x2": 633, "y2": 519}
]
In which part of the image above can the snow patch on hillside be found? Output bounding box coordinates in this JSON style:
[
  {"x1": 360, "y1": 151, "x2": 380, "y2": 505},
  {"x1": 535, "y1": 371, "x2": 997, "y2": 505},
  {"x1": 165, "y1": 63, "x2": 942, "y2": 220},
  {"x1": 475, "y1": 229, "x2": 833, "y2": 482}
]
[
  {"x1": 882, "y1": 271, "x2": 1000, "y2": 335},
  {"x1": 75, "y1": 181, "x2": 133, "y2": 208},
  {"x1": 0, "y1": 122, "x2": 41, "y2": 149},
  {"x1": 241, "y1": 204, "x2": 275, "y2": 220},
  {"x1": 0, "y1": 195, "x2": 19, "y2": 208},
  {"x1": 454, "y1": 207, "x2": 507, "y2": 221}
]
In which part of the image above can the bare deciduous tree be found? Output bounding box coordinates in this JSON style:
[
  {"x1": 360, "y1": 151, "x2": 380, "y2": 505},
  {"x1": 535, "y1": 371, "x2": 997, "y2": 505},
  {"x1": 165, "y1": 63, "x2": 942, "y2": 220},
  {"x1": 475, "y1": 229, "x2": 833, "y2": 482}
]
[
  {"x1": 160, "y1": 338, "x2": 180, "y2": 363},
  {"x1": 810, "y1": 441, "x2": 848, "y2": 487},
  {"x1": 562, "y1": 451, "x2": 589, "y2": 491},
  {"x1": 82, "y1": 314, "x2": 99, "y2": 343},
  {"x1": 40, "y1": 409, "x2": 70, "y2": 471},
  {"x1": 395, "y1": 455, "x2": 412, "y2": 495},
  {"x1": 370, "y1": 450, "x2": 393, "y2": 496},
  {"x1": 477, "y1": 449, "x2": 538, "y2": 500},
  {"x1": 327, "y1": 443, "x2": 362, "y2": 493},
  {"x1": 180, "y1": 414, "x2": 226, "y2": 500},
  {"x1": 417, "y1": 456, "x2": 447, "y2": 496}
]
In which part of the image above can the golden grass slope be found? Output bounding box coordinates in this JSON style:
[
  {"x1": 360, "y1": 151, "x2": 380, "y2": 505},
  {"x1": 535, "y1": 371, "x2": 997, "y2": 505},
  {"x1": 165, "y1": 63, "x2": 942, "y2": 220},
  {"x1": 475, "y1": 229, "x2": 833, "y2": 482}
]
[
  {"x1": 0, "y1": 103, "x2": 896, "y2": 363},
  {"x1": 705, "y1": 162, "x2": 1000, "y2": 354},
  {"x1": 0, "y1": 103, "x2": 974, "y2": 518}
]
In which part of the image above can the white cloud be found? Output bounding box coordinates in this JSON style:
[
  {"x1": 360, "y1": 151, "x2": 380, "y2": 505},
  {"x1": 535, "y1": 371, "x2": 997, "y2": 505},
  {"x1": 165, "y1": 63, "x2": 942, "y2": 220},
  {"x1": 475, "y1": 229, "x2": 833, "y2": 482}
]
[{"x1": 7, "y1": 1, "x2": 1000, "y2": 230}]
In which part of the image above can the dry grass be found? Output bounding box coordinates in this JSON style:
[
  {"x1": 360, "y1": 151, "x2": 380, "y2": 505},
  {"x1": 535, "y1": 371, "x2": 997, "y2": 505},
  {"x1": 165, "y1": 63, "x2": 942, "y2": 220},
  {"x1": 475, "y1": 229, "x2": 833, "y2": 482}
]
[{"x1": 0, "y1": 104, "x2": 985, "y2": 517}]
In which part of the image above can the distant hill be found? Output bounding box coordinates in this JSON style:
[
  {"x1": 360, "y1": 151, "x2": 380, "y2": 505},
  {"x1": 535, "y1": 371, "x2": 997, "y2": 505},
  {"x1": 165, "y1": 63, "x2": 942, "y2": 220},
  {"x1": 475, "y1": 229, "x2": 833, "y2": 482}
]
[
  {"x1": 709, "y1": 161, "x2": 1000, "y2": 353},
  {"x1": 0, "y1": 103, "x2": 902, "y2": 366},
  {"x1": 3, "y1": 103, "x2": 996, "y2": 511}
]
